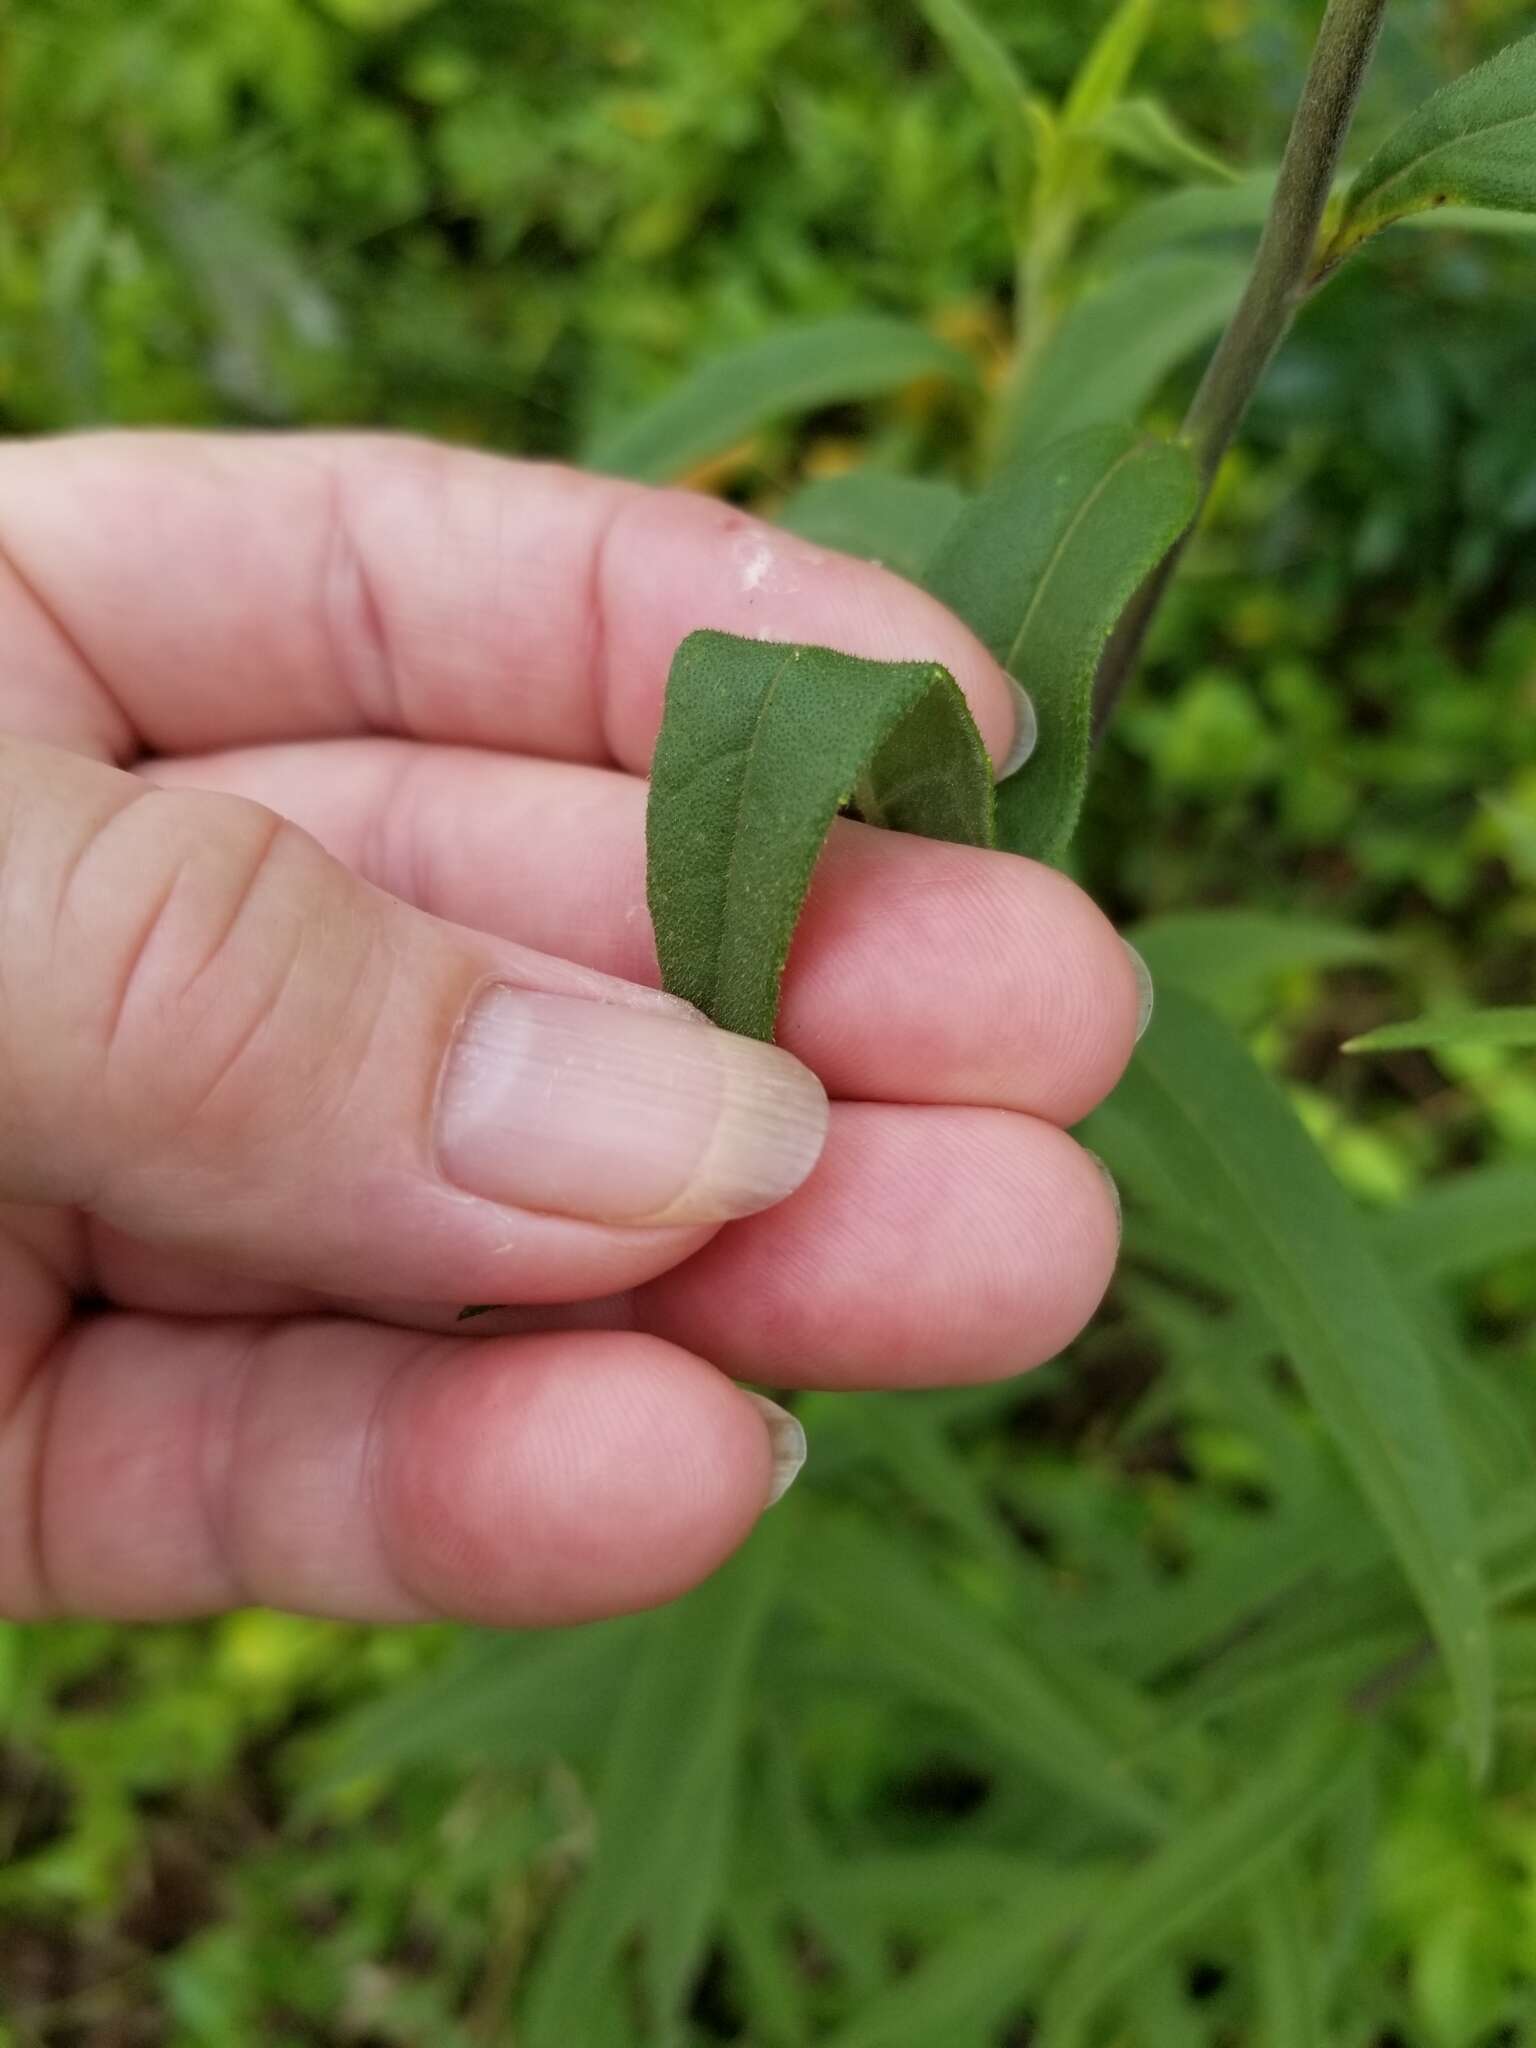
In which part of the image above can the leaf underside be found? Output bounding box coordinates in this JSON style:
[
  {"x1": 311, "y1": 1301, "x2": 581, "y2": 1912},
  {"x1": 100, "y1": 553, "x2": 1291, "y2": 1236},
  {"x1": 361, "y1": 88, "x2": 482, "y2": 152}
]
[{"x1": 647, "y1": 631, "x2": 995, "y2": 1040}]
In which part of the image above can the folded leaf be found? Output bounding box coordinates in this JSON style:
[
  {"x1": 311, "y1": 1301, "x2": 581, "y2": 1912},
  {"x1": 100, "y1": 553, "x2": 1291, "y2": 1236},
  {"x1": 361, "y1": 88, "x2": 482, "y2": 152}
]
[
  {"x1": 1326, "y1": 31, "x2": 1536, "y2": 268},
  {"x1": 1111, "y1": 990, "x2": 1493, "y2": 1774},
  {"x1": 925, "y1": 424, "x2": 1197, "y2": 864},
  {"x1": 1345, "y1": 1006, "x2": 1536, "y2": 1052},
  {"x1": 647, "y1": 631, "x2": 995, "y2": 1039},
  {"x1": 586, "y1": 315, "x2": 973, "y2": 483}
]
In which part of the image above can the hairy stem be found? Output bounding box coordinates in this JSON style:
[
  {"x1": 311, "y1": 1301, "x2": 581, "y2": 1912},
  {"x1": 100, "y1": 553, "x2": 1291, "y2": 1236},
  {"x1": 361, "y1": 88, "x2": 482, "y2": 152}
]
[{"x1": 1090, "y1": 0, "x2": 1389, "y2": 735}]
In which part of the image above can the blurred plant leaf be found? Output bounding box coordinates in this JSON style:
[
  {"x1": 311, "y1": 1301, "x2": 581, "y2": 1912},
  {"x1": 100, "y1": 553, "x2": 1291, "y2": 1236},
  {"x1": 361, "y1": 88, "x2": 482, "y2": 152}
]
[
  {"x1": 1004, "y1": 252, "x2": 1248, "y2": 460},
  {"x1": 776, "y1": 471, "x2": 968, "y2": 580},
  {"x1": 1325, "y1": 33, "x2": 1536, "y2": 270},
  {"x1": 821, "y1": 1864, "x2": 1106, "y2": 2048},
  {"x1": 647, "y1": 631, "x2": 994, "y2": 1038},
  {"x1": 1110, "y1": 991, "x2": 1493, "y2": 1773},
  {"x1": 586, "y1": 316, "x2": 973, "y2": 482},
  {"x1": 795, "y1": 1513, "x2": 1168, "y2": 1836},
  {"x1": 1378, "y1": 1162, "x2": 1536, "y2": 1280},
  {"x1": 1252, "y1": 1860, "x2": 1325, "y2": 2047},
  {"x1": 1089, "y1": 97, "x2": 1239, "y2": 184},
  {"x1": 313, "y1": 1621, "x2": 638, "y2": 1790},
  {"x1": 926, "y1": 424, "x2": 1197, "y2": 863},
  {"x1": 1128, "y1": 908, "x2": 1386, "y2": 1005},
  {"x1": 1345, "y1": 1007, "x2": 1536, "y2": 1052},
  {"x1": 1037, "y1": 1714, "x2": 1358, "y2": 2048},
  {"x1": 1094, "y1": 168, "x2": 1276, "y2": 266},
  {"x1": 912, "y1": 0, "x2": 1032, "y2": 213},
  {"x1": 1063, "y1": 0, "x2": 1156, "y2": 129},
  {"x1": 521, "y1": 1520, "x2": 787, "y2": 2047}
]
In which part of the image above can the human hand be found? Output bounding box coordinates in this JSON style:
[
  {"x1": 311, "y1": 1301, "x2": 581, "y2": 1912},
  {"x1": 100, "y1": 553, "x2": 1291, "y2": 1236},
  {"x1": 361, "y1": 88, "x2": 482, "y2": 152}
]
[{"x1": 0, "y1": 434, "x2": 1143, "y2": 1629}]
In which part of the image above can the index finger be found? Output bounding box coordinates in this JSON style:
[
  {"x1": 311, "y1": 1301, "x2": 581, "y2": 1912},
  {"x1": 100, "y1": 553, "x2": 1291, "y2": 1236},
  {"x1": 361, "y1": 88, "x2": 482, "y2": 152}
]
[{"x1": 0, "y1": 432, "x2": 1024, "y2": 772}]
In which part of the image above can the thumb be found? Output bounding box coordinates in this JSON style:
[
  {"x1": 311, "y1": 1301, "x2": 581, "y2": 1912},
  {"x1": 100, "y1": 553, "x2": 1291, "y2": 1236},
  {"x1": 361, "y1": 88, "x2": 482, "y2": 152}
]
[{"x1": 0, "y1": 739, "x2": 827, "y2": 1302}]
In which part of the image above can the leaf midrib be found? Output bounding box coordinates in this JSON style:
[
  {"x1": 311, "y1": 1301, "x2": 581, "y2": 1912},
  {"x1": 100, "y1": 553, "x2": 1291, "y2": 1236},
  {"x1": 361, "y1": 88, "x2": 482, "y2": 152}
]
[{"x1": 1005, "y1": 440, "x2": 1143, "y2": 676}]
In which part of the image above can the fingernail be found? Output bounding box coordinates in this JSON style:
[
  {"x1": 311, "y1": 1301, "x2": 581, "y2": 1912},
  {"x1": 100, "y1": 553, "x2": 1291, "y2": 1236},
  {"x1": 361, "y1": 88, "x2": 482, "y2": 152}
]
[
  {"x1": 1124, "y1": 941, "x2": 1154, "y2": 1041},
  {"x1": 997, "y1": 674, "x2": 1038, "y2": 780},
  {"x1": 438, "y1": 986, "x2": 828, "y2": 1225},
  {"x1": 744, "y1": 1392, "x2": 806, "y2": 1506},
  {"x1": 1086, "y1": 1151, "x2": 1122, "y2": 1243}
]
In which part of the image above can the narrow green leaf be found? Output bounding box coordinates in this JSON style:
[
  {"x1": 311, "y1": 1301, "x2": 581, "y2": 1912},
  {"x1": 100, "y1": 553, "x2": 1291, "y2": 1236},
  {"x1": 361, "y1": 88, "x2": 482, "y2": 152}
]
[
  {"x1": 776, "y1": 471, "x2": 968, "y2": 581},
  {"x1": 1345, "y1": 1006, "x2": 1536, "y2": 1052},
  {"x1": 913, "y1": 0, "x2": 1032, "y2": 210},
  {"x1": 795, "y1": 1514, "x2": 1169, "y2": 1837},
  {"x1": 311, "y1": 1621, "x2": 638, "y2": 1791},
  {"x1": 1093, "y1": 168, "x2": 1276, "y2": 267},
  {"x1": 1004, "y1": 252, "x2": 1248, "y2": 460},
  {"x1": 1252, "y1": 1862, "x2": 1325, "y2": 2048},
  {"x1": 1328, "y1": 32, "x2": 1536, "y2": 266},
  {"x1": 1063, "y1": 0, "x2": 1156, "y2": 129},
  {"x1": 1377, "y1": 1161, "x2": 1536, "y2": 1281},
  {"x1": 1090, "y1": 97, "x2": 1240, "y2": 184},
  {"x1": 1037, "y1": 1716, "x2": 1357, "y2": 2048},
  {"x1": 821, "y1": 1866, "x2": 1105, "y2": 2048},
  {"x1": 521, "y1": 1522, "x2": 786, "y2": 2047},
  {"x1": 1128, "y1": 908, "x2": 1386, "y2": 1004},
  {"x1": 586, "y1": 315, "x2": 972, "y2": 483},
  {"x1": 647, "y1": 631, "x2": 994, "y2": 1039},
  {"x1": 925, "y1": 425, "x2": 1197, "y2": 864},
  {"x1": 1113, "y1": 991, "x2": 1493, "y2": 1773}
]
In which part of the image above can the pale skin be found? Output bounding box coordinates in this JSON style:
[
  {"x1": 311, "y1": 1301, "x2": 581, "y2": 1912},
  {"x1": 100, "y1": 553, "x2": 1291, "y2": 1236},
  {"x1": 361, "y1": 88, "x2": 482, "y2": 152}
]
[{"x1": 0, "y1": 432, "x2": 1139, "y2": 1630}]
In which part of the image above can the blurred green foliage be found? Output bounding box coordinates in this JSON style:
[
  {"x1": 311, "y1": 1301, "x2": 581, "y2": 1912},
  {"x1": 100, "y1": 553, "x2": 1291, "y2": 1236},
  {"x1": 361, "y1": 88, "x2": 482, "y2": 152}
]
[{"x1": 4, "y1": 1, "x2": 1536, "y2": 2043}]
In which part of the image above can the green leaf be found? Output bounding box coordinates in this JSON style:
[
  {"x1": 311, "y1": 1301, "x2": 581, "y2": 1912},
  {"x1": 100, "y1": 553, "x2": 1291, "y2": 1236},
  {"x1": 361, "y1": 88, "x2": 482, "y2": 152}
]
[
  {"x1": 646, "y1": 631, "x2": 995, "y2": 1039},
  {"x1": 1063, "y1": 0, "x2": 1156, "y2": 129},
  {"x1": 1345, "y1": 1007, "x2": 1536, "y2": 1052},
  {"x1": 1377, "y1": 1162, "x2": 1536, "y2": 1282},
  {"x1": 1004, "y1": 252, "x2": 1248, "y2": 460},
  {"x1": 795, "y1": 1513, "x2": 1169, "y2": 1837},
  {"x1": 520, "y1": 1521, "x2": 786, "y2": 2047},
  {"x1": 1327, "y1": 32, "x2": 1536, "y2": 267},
  {"x1": 1112, "y1": 991, "x2": 1493, "y2": 1774},
  {"x1": 913, "y1": 0, "x2": 1032, "y2": 211},
  {"x1": 1128, "y1": 908, "x2": 1386, "y2": 1004},
  {"x1": 820, "y1": 1865, "x2": 1106, "y2": 2048},
  {"x1": 1252, "y1": 1861, "x2": 1326, "y2": 2048},
  {"x1": 585, "y1": 315, "x2": 973, "y2": 483},
  {"x1": 1089, "y1": 97, "x2": 1239, "y2": 185},
  {"x1": 925, "y1": 425, "x2": 1197, "y2": 864},
  {"x1": 312, "y1": 1620, "x2": 638, "y2": 1791},
  {"x1": 1094, "y1": 167, "x2": 1276, "y2": 266},
  {"x1": 1037, "y1": 1716, "x2": 1358, "y2": 2048},
  {"x1": 776, "y1": 471, "x2": 968, "y2": 580}
]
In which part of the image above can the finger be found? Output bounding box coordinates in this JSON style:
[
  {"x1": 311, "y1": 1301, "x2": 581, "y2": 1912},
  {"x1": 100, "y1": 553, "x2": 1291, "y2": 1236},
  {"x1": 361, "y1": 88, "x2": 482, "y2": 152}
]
[
  {"x1": 79, "y1": 1104, "x2": 1119, "y2": 1388},
  {"x1": 0, "y1": 1315, "x2": 798, "y2": 1623},
  {"x1": 0, "y1": 737, "x2": 827, "y2": 1303},
  {"x1": 638, "y1": 1103, "x2": 1122, "y2": 1388},
  {"x1": 0, "y1": 432, "x2": 1023, "y2": 773},
  {"x1": 148, "y1": 738, "x2": 1144, "y2": 1124}
]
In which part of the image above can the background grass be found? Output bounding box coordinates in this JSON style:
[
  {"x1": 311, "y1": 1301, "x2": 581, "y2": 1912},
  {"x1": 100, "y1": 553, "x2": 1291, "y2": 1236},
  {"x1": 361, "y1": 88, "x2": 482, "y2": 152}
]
[{"x1": 4, "y1": 1, "x2": 1536, "y2": 2042}]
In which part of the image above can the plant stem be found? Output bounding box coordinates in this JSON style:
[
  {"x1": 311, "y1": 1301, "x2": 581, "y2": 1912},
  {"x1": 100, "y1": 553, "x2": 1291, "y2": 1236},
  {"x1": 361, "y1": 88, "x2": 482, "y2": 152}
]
[{"x1": 1090, "y1": 0, "x2": 1389, "y2": 736}]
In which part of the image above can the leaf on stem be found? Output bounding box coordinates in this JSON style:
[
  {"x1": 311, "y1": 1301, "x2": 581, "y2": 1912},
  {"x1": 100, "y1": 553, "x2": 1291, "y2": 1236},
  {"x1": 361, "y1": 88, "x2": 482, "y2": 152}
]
[
  {"x1": 1325, "y1": 31, "x2": 1536, "y2": 269},
  {"x1": 647, "y1": 632, "x2": 995, "y2": 1039},
  {"x1": 776, "y1": 471, "x2": 968, "y2": 580},
  {"x1": 912, "y1": 0, "x2": 1033, "y2": 211},
  {"x1": 1089, "y1": 97, "x2": 1241, "y2": 184},
  {"x1": 586, "y1": 315, "x2": 974, "y2": 483},
  {"x1": 1062, "y1": 0, "x2": 1157, "y2": 129},
  {"x1": 925, "y1": 423, "x2": 1197, "y2": 864}
]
